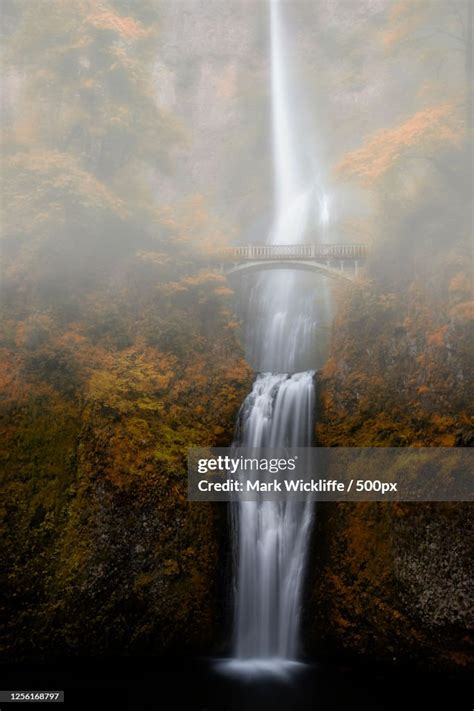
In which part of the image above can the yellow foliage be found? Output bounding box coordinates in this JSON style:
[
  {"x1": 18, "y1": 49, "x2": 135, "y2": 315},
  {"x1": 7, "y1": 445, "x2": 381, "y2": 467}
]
[
  {"x1": 427, "y1": 325, "x2": 448, "y2": 347},
  {"x1": 439, "y1": 434, "x2": 456, "y2": 447},
  {"x1": 162, "y1": 559, "x2": 180, "y2": 577},
  {"x1": 213, "y1": 286, "x2": 234, "y2": 297},
  {"x1": 448, "y1": 301, "x2": 474, "y2": 323},
  {"x1": 86, "y1": 344, "x2": 177, "y2": 412},
  {"x1": 337, "y1": 103, "x2": 462, "y2": 184},
  {"x1": 161, "y1": 271, "x2": 227, "y2": 295},
  {"x1": 85, "y1": 6, "x2": 148, "y2": 40},
  {"x1": 381, "y1": 0, "x2": 425, "y2": 50},
  {"x1": 448, "y1": 272, "x2": 472, "y2": 294}
]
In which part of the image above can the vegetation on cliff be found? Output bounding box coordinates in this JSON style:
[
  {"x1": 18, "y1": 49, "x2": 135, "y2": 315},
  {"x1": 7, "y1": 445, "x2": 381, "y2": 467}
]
[
  {"x1": 311, "y1": 0, "x2": 473, "y2": 672},
  {"x1": 1, "y1": 0, "x2": 252, "y2": 658}
]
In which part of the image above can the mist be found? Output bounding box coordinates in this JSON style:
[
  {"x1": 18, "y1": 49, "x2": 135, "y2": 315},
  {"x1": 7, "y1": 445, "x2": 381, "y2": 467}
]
[{"x1": 1, "y1": 1, "x2": 472, "y2": 708}]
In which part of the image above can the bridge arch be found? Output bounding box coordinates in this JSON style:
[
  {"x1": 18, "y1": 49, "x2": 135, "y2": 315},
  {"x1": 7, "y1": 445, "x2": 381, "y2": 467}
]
[
  {"x1": 221, "y1": 243, "x2": 367, "y2": 283},
  {"x1": 225, "y1": 259, "x2": 356, "y2": 282}
]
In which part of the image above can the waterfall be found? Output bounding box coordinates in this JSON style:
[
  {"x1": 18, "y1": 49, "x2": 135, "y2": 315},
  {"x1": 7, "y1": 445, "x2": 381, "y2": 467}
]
[
  {"x1": 232, "y1": 373, "x2": 314, "y2": 666},
  {"x1": 243, "y1": 0, "x2": 331, "y2": 375},
  {"x1": 222, "y1": 0, "x2": 329, "y2": 675}
]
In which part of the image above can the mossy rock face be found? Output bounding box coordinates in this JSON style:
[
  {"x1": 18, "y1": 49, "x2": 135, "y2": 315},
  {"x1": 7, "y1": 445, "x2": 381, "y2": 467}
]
[
  {"x1": 307, "y1": 274, "x2": 473, "y2": 673},
  {"x1": 49, "y1": 474, "x2": 226, "y2": 656},
  {"x1": 306, "y1": 501, "x2": 473, "y2": 672},
  {"x1": 1, "y1": 291, "x2": 253, "y2": 660}
]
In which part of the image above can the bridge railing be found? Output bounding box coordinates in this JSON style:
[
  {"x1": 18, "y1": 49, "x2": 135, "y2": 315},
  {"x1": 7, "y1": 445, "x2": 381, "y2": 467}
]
[{"x1": 222, "y1": 243, "x2": 368, "y2": 261}]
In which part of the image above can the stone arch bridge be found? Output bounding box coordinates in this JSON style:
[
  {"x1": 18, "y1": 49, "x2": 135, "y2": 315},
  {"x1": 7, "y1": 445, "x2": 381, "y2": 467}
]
[{"x1": 221, "y1": 243, "x2": 368, "y2": 282}]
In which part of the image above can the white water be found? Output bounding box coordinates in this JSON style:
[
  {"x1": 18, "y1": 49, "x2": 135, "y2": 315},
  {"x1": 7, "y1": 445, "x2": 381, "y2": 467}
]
[
  {"x1": 243, "y1": 0, "x2": 332, "y2": 374},
  {"x1": 218, "y1": 0, "x2": 329, "y2": 675},
  {"x1": 232, "y1": 373, "x2": 314, "y2": 664},
  {"x1": 223, "y1": 0, "x2": 331, "y2": 675}
]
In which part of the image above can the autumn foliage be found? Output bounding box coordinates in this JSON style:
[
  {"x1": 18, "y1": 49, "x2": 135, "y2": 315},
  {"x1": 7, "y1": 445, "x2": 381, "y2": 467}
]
[
  {"x1": 0, "y1": 0, "x2": 252, "y2": 658},
  {"x1": 337, "y1": 103, "x2": 462, "y2": 184},
  {"x1": 313, "y1": 0, "x2": 473, "y2": 672}
]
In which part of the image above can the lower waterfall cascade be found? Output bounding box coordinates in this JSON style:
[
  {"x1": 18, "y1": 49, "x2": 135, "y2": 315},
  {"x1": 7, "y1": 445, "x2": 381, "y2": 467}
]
[{"x1": 229, "y1": 372, "x2": 315, "y2": 673}]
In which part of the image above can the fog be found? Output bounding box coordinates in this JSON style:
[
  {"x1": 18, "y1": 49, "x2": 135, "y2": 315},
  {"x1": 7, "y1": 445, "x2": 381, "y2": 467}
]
[
  {"x1": 2, "y1": 1, "x2": 470, "y2": 308},
  {"x1": 1, "y1": 0, "x2": 472, "y2": 687}
]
